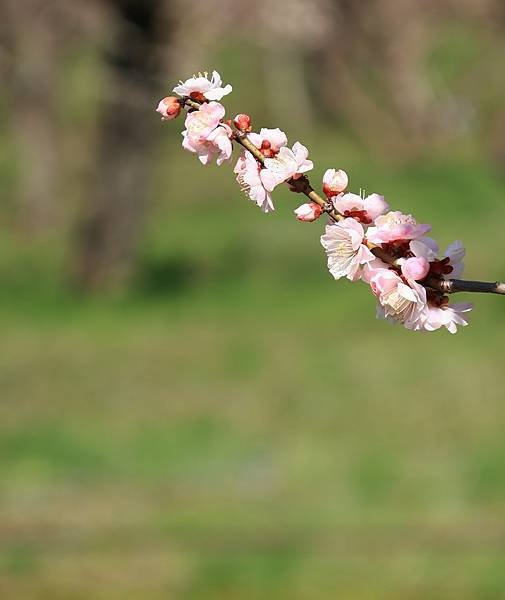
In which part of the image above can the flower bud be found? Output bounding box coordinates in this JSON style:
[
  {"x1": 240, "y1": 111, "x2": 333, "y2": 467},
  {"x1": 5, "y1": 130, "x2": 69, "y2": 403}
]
[
  {"x1": 233, "y1": 113, "x2": 252, "y2": 132},
  {"x1": 322, "y1": 168, "x2": 348, "y2": 198},
  {"x1": 294, "y1": 202, "x2": 323, "y2": 222},
  {"x1": 156, "y1": 96, "x2": 181, "y2": 121},
  {"x1": 400, "y1": 256, "x2": 430, "y2": 281}
]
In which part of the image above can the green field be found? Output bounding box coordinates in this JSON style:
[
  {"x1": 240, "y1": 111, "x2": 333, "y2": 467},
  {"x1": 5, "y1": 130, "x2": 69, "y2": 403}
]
[{"x1": 2, "y1": 125, "x2": 505, "y2": 598}]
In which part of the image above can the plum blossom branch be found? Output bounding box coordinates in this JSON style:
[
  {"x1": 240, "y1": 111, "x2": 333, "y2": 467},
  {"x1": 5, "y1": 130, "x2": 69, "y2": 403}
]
[
  {"x1": 185, "y1": 97, "x2": 339, "y2": 218},
  {"x1": 156, "y1": 71, "x2": 505, "y2": 333},
  {"x1": 185, "y1": 97, "x2": 415, "y2": 271},
  {"x1": 435, "y1": 279, "x2": 505, "y2": 295}
]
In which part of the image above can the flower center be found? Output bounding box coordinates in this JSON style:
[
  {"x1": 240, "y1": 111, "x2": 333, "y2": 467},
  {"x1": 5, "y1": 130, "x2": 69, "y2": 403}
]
[
  {"x1": 189, "y1": 91, "x2": 206, "y2": 102},
  {"x1": 344, "y1": 209, "x2": 371, "y2": 224},
  {"x1": 260, "y1": 140, "x2": 277, "y2": 158},
  {"x1": 334, "y1": 240, "x2": 355, "y2": 258},
  {"x1": 187, "y1": 112, "x2": 216, "y2": 137}
]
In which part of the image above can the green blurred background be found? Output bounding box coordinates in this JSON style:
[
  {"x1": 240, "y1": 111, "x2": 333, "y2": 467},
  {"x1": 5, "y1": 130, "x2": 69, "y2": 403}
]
[{"x1": 1, "y1": 1, "x2": 505, "y2": 598}]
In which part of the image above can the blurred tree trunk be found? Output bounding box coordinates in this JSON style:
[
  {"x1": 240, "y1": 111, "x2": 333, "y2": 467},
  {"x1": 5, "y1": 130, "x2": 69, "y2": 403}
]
[
  {"x1": 1, "y1": 0, "x2": 61, "y2": 232},
  {"x1": 74, "y1": 0, "x2": 169, "y2": 291}
]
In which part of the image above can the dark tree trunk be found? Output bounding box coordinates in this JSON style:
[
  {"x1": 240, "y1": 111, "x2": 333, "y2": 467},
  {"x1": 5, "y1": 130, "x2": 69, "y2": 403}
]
[{"x1": 74, "y1": 0, "x2": 170, "y2": 291}]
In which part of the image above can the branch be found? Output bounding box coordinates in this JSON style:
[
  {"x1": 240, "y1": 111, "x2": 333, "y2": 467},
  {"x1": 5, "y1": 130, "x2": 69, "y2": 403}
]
[
  {"x1": 432, "y1": 278, "x2": 505, "y2": 295},
  {"x1": 154, "y1": 66, "x2": 505, "y2": 334},
  {"x1": 177, "y1": 92, "x2": 504, "y2": 316}
]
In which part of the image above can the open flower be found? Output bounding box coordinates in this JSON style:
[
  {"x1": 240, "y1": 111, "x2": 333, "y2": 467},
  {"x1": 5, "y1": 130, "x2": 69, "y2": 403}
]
[
  {"x1": 262, "y1": 142, "x2": 313, "y2": 190},
  {"x1": 370, "y1": 269, "x2": 427, "y2": 330},
  {"x1": 182, "y1": 124, "x2": 232, "y2": 165},
  {"x1": 234, "y1": 136, "x2": 310, "y2": 212},
  {"x1": 173, "y1": 70, "x2": 232, "y2": 101},
  {"x1": 321, "y1": 218, "x2": 375, "y2": 281},
  {"x1": 332, "y1": 192, "x2": 389, "y2": 224},
  {"x1": 234, "y1": 151, "x2": 275, "y2": 213},
  {"x1": 367, "y1": 211, "x2": 431, "y2": 244},
  {"x1": 248, "y1": 128, "x2": 288, "y2": 156},
  {"x1": 423, "y1": 302, "x2": 472, "y2": 334},
  {"x1": 182, "y1": 101, "x2": 224, "y2": 142},
  {"x1": 362, "y1": 258, "x2": 391, "y2": 283},
  {"x1": 182, "y1": 102, "x2": 232, "y2": 165}
]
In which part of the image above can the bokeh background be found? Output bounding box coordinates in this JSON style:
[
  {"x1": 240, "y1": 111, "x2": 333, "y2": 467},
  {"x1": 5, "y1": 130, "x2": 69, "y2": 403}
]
[{"x1": 1, "y1": 1, "x2": 505, "y2": 598}]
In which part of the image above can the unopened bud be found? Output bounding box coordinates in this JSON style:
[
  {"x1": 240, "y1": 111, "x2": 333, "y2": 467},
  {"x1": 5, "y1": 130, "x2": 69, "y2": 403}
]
[
  {"x1": 400, "y1": 256, "x2": 430, "y2": 281},
  {"x1": 234, "y1": 113, "x2": 252, "y2": 132},
  {"x1": 294, "y1": 202, "x2": 323, "y2": 222},
  {"x1": 156, "y1": 96, "x2": 181, "y2": 121},
  {"x1": 322, "y1": 168, "x2": 348, "y2": 198}
]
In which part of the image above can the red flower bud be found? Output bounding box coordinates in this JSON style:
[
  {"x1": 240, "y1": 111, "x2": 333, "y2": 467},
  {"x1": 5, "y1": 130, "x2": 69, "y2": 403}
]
[
  {"x1": 294, "y1": 202, "x2": 323, "y2": 222},
  {"x1": 233, "y1": 113, "x2": 252, "y2": 132},
  {"x1": 156, "y1": 96, "x2": 181, "y2": 121}
]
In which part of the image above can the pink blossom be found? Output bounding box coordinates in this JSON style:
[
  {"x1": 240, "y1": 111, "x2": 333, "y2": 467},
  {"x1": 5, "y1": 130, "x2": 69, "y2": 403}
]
[
  {"x1": 294, "y1": 202, "x2": 322, "y2": 222},
  {"x1": 367, "y1": 211, "x2": 431, "y2": 244},
  {"x1": 156, "y1": 96, "x2": 181, "y2": 121},
  {"x1": 182, "y1": 102, "x2": 232, "y2": 165},
  {"x1": 369, "y1": 268, "x2": 399, "y2": 297},
  {"x1": 400, "y1": 256, "x2": 430, "y2": 281},
  {"x1": 262, "y1": 142, "x2": 313, "y2": 190},
  {"x1": 234, "y1": 151, "x2": 274, "y2": 213},
  {"x1": 423, "y1": 302, "x2": 472, "y2": 334},
  {"x1": 370, "y1": 266, "x2": 471, "y2": 333},
  {"x1": 320, "y1": 218, "x2": 375, "y2": 281},
  {"x1": 248, "y1": 128, "x2": 288, "y2": 156},
  {"x1": 173, "y1": 70, "x2": 232, "y2": 101},
  {"x1": 370, "y1": 270, "x2": 427, "y2": 330},
  {"x1": 332, "y1": 192, "x2": 389, "y2": 223},
  {"x1": 183, "y1": 123, "x2": 232, "y2": 166},
  {"x1": 322, "y1": 169, "x2": 348, "y2": 197},
  {"x1": 183, "y1": 101, "x2": 224, "y2": 142},
  {"x1": 362, "y1": 258, "x2": 391, "y2": 284}
]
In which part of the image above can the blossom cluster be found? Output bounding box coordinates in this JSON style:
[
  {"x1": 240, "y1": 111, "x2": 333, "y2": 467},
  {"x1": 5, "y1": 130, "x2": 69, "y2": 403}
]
[
  {"x1": 157, "y1": 71, "x2": 473, "y2": 333},
  {"x1": 320, "y1": 196, "x2": 471, "y2": 333}
]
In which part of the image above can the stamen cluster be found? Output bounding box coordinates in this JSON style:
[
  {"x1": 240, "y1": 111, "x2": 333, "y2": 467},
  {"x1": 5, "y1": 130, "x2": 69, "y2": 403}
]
[{"x1": 157, "y1": 70, "x2": 473, "y2": 334}]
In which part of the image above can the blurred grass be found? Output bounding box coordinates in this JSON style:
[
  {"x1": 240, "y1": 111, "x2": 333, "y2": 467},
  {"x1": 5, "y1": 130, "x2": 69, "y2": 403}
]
[
  {"x1": 2, "y1": 32, "x2": 505, "y2": 599},
  {"x1": 1, "y1": 274, "x2": 505, "y2": 598},
  {"x1": 2, "y1": 146, "x2": 505, "y2": 598}
]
